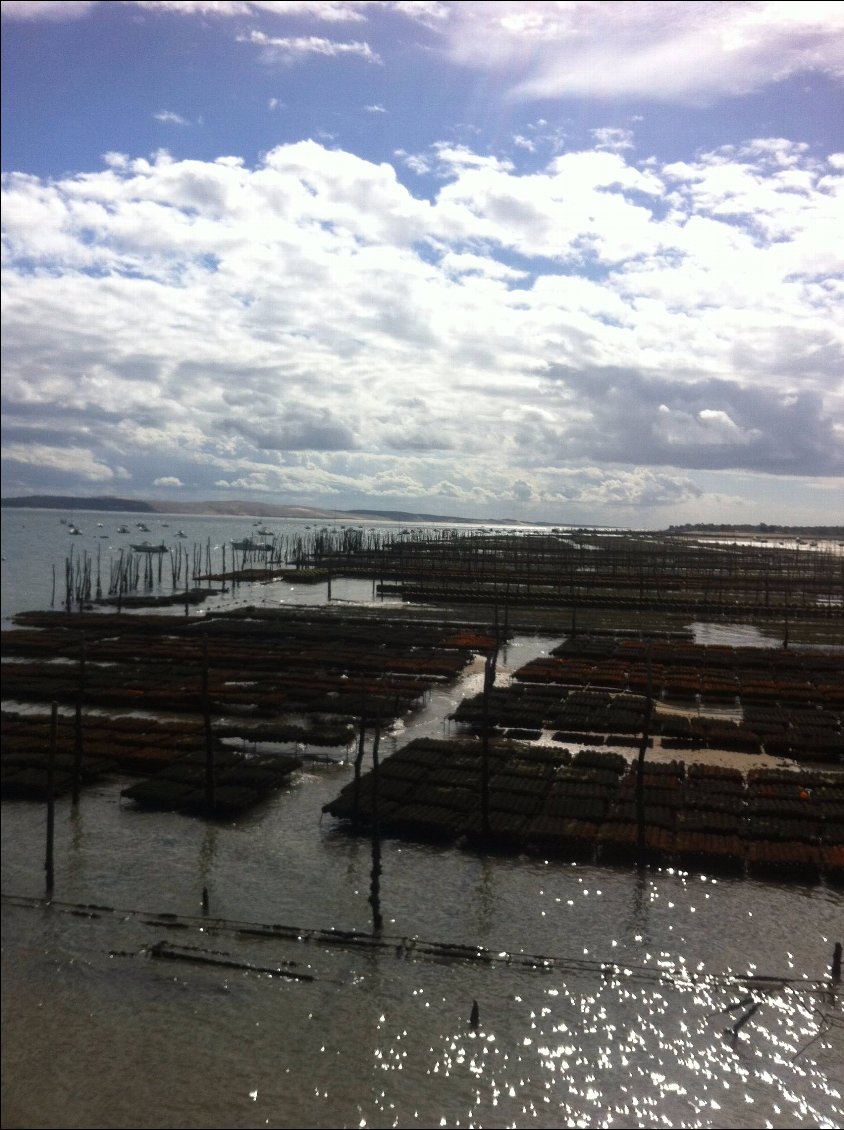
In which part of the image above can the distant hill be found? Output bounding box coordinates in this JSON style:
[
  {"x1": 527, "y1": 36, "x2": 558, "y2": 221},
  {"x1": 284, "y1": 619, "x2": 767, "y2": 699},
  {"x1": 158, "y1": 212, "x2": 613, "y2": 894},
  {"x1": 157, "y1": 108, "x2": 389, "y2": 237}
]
[
  {"x1": 0, "y1": 494, "x2": 522, "y2": 525},
  {"x1": 1, "y1": 495, "x2": 156, "y2": 513}
]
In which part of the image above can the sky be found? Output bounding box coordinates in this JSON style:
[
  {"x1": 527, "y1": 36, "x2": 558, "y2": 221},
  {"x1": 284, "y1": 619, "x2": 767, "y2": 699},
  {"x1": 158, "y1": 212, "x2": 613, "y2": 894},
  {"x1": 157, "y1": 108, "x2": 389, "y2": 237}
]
[{"x1": 2, "y1": 1, "x2": 843, "y2": 527}]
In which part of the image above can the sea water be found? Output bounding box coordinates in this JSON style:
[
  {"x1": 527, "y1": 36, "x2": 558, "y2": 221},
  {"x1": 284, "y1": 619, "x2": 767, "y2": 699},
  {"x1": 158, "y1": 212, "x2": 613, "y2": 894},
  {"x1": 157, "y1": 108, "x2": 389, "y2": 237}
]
[{"x1": 1, "y1": 508, "x2": 842, "y2": 1128}]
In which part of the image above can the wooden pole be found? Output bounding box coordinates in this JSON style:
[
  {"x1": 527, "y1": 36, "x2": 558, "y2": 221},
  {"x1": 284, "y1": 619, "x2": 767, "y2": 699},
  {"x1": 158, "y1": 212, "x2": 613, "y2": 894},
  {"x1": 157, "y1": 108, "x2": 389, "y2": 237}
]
[
  {"x1": 481, "y1": 642, "x2": 498, "y2": 839},
  {"x1": 635, "y1": 642, "x2": 653, "y2": 866},
  {"x1": 72, "y1": 634, "x2": 86, "y2": 805},
  {"x1": 203, "y1": 635, "x2": 215, "y2": 813},
  {"x1": 46, "y1": 702, "x2": 57, "y2": 895}
]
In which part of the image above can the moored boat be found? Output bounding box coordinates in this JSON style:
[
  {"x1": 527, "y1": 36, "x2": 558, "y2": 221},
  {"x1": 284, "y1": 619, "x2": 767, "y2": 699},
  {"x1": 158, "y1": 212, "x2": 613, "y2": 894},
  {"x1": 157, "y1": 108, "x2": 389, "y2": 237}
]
[
  {"x1": 231, "y1": 538, "x2": 273, "y2": 552},
  {"x1": 131, "y1": 542, "x2": 167, "y2": 553}
]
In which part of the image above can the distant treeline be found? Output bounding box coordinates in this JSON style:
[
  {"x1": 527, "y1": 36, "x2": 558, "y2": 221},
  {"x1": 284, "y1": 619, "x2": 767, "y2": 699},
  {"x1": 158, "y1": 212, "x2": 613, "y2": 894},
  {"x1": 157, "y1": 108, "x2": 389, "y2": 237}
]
[
  {"x1": 1, "y1": 495, "x2": 156, "y2": 513},
  {"x1": 667, "y1": 523, "x2": 844, "y2": 537}
]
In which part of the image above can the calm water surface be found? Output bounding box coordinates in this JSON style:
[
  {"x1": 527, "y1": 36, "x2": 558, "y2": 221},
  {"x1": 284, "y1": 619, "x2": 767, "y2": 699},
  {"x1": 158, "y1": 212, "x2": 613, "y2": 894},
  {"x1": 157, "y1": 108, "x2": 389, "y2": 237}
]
[{"x1": 2, "y1": 509, "x2": 842, "y2": 1128}]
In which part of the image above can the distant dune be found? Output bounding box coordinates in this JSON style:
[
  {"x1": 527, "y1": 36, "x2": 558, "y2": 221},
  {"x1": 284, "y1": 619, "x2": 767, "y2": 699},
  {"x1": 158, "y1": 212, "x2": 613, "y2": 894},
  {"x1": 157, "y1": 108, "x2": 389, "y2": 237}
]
[{"x1": 0, "y1": 494, "x2": 519, "y2": 525}]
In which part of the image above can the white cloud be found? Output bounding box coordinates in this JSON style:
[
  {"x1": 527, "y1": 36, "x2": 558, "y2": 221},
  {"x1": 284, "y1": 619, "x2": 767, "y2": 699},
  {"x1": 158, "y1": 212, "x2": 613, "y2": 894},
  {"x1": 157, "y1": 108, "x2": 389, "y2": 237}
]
[
  {"x1": 364, "y1": 103, "x2": 387, "y2": 113},
  {"x1": 512, "y1": 135, "x2": 535, "y2": 153},
  {"x1": 2, "y1": 138, "x2": 841, "y2": 518},
  {"x1": 592, "y1": 127, "x2": 635, "y2": 152},
  {"x1": 249, "y1": 1, "x2": 369, "y2": 20},
  {"x1": 154, "y1": 110, "x2": 190, "y2": 126},
  {"x1": 1, "y1": 1, "x2": 96, "y2": 20},
  {"x1": 439, "y1": 1, "x2": 844, "y2": 104},
  {"x1": 135, "y1": 1, "x2": 252, "y2": 13},
  {"x1": 240, "y1": 28, "x2": 380, "y2": 63},
  {"x1": 2, "y1": 443, "x2": 125, "y2": 482},
  {"x1": 153, "y1": 476, "x2": 185, "y2": 487},
  {"x1": 134, "y1": 0, "x2": 370, "y2": 17},
  {"x1": 390, "y1": 1, "x2": 448, "y2": 24}
]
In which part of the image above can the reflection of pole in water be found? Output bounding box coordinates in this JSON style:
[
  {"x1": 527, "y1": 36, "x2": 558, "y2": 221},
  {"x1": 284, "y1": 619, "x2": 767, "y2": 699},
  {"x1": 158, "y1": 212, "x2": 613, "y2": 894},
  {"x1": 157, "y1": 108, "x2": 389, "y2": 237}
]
[
  {"x1": 369, "y1": 703, "x2": 383, "y2": 934},
  {"x1": 352, "y1": 693, "x2": 367, "y2": 827},
  {"x1": 198, "y1": 820, "x2": 218, "y2": 901},
  {"x1": 626, "y1": 866, "x2": 650, "y2": 948},
  {"x1": 474, "y1": 853, "x2": 496, "y2": 939}
]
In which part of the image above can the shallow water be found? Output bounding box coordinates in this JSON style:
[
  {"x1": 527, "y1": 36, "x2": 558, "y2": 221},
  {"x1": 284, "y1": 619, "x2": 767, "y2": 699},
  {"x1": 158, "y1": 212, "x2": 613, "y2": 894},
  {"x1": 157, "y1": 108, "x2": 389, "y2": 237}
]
[
  {"x1": 3, "y1": 777, "x2": 843, "y2": 1129},
  {"x1": 2, "y1": 509, "x2": 843, "y2": 1128}
]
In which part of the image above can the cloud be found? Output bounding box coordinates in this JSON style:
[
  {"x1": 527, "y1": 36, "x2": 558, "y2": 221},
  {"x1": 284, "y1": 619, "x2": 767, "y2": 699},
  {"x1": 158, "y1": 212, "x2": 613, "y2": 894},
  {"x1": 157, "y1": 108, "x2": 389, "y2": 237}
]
[
  {"x1": 1, "y1": 1, "x2": 96, "y2": 20},
  {"x1": 390, "y1": 1, "x2": 448, "y2": 24},
  {"x1": 592, "y1": 127, "x2": 635, "y2": 152},
  {"x1": 239, "y1": 28, "x2": 380, "y2": 63},
  {"x1": 249, "y1": 1, "x2": 369, "y2": 20},
  {"x1": 153, "y1": 476, "x2": 184, "y2": 487},
  {"x1": 2, "y1": 138, "x2": 841, "y2": 520},
  {"x1": 2, "y1": 442, "x2": 126, "y2": 482},
  {"x1": 364, "y1": 103, "x2": 387, "y2": 114},
  {"x1": 440, "y1": 1, "x2": 844, "y2": 104},
  {"x1": 134, "y1": 1, "x2": 369, "y2": 18},
  {"x1": 545, "y1": 369, "x2": 844, "y2": 476},
  {"x1": 225, "y1": 406, "x2": 358, "y2": 451},
  {"x1": 153, "y1": 110, "x2": 190, "y2": 126}
]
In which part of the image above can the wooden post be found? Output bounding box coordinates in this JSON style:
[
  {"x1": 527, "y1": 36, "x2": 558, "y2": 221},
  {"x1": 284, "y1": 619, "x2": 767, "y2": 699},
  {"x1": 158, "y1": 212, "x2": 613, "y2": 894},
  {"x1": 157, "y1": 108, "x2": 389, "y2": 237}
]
[
  {"x1": 72, "y1": 634, "x2": 86, "y2": 805},
  {"x1": 635, "y1": 641, "x2": 653, "y2": 866},
  {"x1": 481, "y1": 641, "x2": 498, "y2": 840},
  {"x1": 202, "y1": 635, "x2": 215, "y2": 813},
  {"x1": 46, "y1": 702, "x2": 57, "y2": 895}
]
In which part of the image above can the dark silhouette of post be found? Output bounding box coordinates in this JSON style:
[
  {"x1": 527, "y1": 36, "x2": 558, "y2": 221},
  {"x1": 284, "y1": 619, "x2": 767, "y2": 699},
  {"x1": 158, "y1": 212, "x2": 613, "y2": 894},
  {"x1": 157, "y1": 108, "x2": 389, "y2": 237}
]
[
  {"x1": 46, "y1": 702, "x2": 58, "y2": 895},
  {"x1": 202, "y1": 634, "x2": 215, "y2": 812},
  {"x1": 635, "y1": 642, "x2": 653, "y2": 866},
  {"x1": 481, "y1": 639, "x2": 499, "y2": 839},
  {"x1": 72, "y1": 634, "x2": 86, "y2": 805}
]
